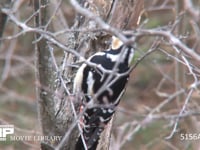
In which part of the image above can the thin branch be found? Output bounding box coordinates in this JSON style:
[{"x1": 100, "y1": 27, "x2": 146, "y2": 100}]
[
  {"x1": 137, "y1": 29, "x2": 200, "y2": 63},
  {"x1": 165, "y1": 88, "x2": 194, "y2": 139}
]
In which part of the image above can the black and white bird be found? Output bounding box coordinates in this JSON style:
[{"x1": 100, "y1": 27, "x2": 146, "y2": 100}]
[{"x1": 74, "y1": 36, "x2": 134, "y2": 150}]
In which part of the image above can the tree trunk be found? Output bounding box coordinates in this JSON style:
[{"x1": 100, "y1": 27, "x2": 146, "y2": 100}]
[{"x1": 34, "y1": 0, "x2": 58, "y2": 146}]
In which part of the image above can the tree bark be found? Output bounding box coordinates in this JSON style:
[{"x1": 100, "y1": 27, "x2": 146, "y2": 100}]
[
  {"x1": 34, "y1": 0, "x2": 77, "y2": 149},
  {"x1": 34, "y1": 0, "x2": 57, "y2": 144}
]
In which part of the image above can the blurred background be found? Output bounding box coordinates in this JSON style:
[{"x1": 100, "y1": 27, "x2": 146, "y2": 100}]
[{"x1": 0, "y1": 0, "x2": 200, "y2": 150}]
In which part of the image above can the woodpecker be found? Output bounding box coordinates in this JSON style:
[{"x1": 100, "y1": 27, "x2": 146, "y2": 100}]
[{"x1": 74, "y1": 36, "x2": 134, "y2": 150}]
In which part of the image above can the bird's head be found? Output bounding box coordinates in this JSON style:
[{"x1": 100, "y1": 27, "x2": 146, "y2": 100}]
[{"x1": 111, "y1": 35, "x2": 134, "y2": 66}]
